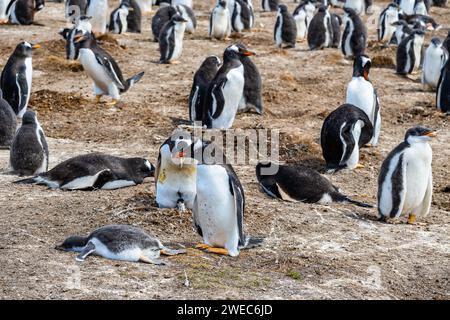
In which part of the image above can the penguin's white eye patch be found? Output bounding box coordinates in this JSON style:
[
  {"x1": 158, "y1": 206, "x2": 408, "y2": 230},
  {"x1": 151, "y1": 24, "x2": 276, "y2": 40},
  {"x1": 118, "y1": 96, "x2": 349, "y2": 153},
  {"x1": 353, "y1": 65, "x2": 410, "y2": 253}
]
[
  {"x1": 144, "y1": 160, "x2": 152, "y2": 170},
  {"x1": 24, "y1": 42, "x2": 32, "y2": 48},
  {"x1": 361, "y1": 57, "x2": 371, "y2": 67},
  {"x1": 229, "y1": 45, "x2": 239, "y2": 52}
]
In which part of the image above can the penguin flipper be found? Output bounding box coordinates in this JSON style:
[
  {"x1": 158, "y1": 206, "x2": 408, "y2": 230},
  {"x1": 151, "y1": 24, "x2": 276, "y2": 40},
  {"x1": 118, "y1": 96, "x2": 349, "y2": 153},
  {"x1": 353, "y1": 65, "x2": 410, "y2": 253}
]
[
  {"x1": 227, "y1": 166, "x2": 246, "y2": 247},
  {"x1": 124, "y1": 71, "x2": 145, "y2": 92},
  {"x1": 76, "y1": 242, "x2": 96, "y2": 262},
  {"x1": 13, "y1": 177, "x2": 37, "y2": 184},
  {"x1": 95, "y1": 55, "x2": 125, "y2": 90},
  {"x1": 210, "y1": 79, "x2": 227, "y2": 119},
  {"x1": 16, "y1": 69, "x2": 29, "y2": 114}
]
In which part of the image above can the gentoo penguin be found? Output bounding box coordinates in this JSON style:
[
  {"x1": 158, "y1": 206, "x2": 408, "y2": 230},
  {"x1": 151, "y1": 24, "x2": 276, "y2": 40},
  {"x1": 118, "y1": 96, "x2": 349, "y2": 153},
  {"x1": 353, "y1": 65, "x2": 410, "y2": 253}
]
[
  {"x1": 344, "y1": 0, "x2": 374, "y2": 15},
  {"x1": 125, "y1": 0, "x2": 142, "y2": 33},
  {"x1": 74, "y1": 33, "x2": 144, "y2": 105},
  {"x1": 236, "y1": 42, "x2": 263, "y2": 114},
  {"x1": 413, "y1": 0, "x2": 427, "y2": 15},
  {"x1": 59, "y1": 16, "x2": 93, "y2": 60},
  {"x1": 422, "y1": 38, "x2": 447, "y2": 91},
  {"x1": 65, "y1": 0, "x2": 88, "y2": 23},
  {"x1": 176, "y1": 4, "x2": 196, "y2": 34},
  {"x1": 189, "y1": 55, "x2": 221, "y2": 122},
  {"x1": 0, "y1": 42, "x2": 40, "y2": 118},
  {"x1": 436, "y1": 39, "x2": 450, "y2": 112},
  {"x1": 293, "y1": 0, "x2": 316, "y2": 40},
  {"x1": 135, "y1": 0, "x2": 152, "y2": 14},
  {"x1": 341, "y1": 7, "x2": 366, "y2": 58},
  {"x1": 151, "y1": 5, "x2": 178, "y2": 42},
  {"x1": 209, "y1": 0, "x2": 231, "y2": 40},
  {"x1": 7, "y1": 0, "x2": 44, "y2": 25},
  {"x1": 0, "y1": 0, "x2": 10, "y2": 23},
  {"x1": 396, "y1": 0, "x2": 415, "y2": 15},
  {"x1": 396, "y1": 29, "x2": 425, "y2": 75},
  {"x1": 14, "y1": 153, "x2": 154, "y2": 190},
  {"x1": 194, "y1": 142, "x2": 263, "y2": 257},
  {"x1": 321, "y1": 104, "x2": 373, "y2": 172},
  {"x1": 56, "y1": 225, "x2": 186, "y2": 264},
  {"x1": 331, "y1": 12, "x2": 342, "y2": 48},
  {"x1": 261, "y1": 0, "x2": 278, "y2": 11},
  {"x1": 86, "y1": 0, "x2": 108, "y2": 34},
  {"x1": 10, "y1": 111, "x2": 48, "y2": 176},
  {"x1": 231, "y1": 0, "x2": 253, "y2": 33},
  {"x1": 155, "y1": 134, "x2": 202, "y2": 211},
  {"x1": 203, "y1": 45, "x2": 254, "y2": 129},
  {"x1": 256, "y1": 162, "x2": 373, "y2": 207},
  {"x1": 378, "y1": 126, "x2": 436, "y2": 224},
  {"x1": 346, "y1": 54, "x2": 381, "y2": 146},
  {"x1": 158, "y1": 14, "x2": 188, "y2": 64},
  {"x1": 0, "y1": 89, "x2": 16, "y2": 149},
  {"x1": 402, "y1": 14, "x2": 440, "y2": 31},
  {"x1": 389, "y1": 20, "x2": 412, "y2": 46},
  {"x1": 377, "y1": 2, "x2": 400, "y2": 43},
  {"x1": 307, "y1": 5, "x2": 333, "y2": 50},
  {"x1": 109, "y1": 2, "x2": 131, "y2": 34},
  {"x1": 274, "y1": 4, "x2": 297, "y2": 49}
]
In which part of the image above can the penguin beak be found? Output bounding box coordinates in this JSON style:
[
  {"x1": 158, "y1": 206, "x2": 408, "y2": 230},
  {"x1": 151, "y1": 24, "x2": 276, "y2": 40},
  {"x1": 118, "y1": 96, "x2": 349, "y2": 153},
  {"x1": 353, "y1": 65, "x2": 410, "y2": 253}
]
[
  {"x1": 423, "y1": 131, "x2": 437, "y2": 138},
  {"x1": 363, "y1": 70, "x2": 369, "y2": 81},
  {"x1": 242, "y1": 50, "x2": 256, "y2": 56},
  {"x1": 178, "y1": 151, "x2": 185, "y2": 158},
  {"x1": 31, "y1": 44, "x2": 41, "y2": 49},
  {"x1": 74, "y1": 35, "x2": 86, "y2": 43}
]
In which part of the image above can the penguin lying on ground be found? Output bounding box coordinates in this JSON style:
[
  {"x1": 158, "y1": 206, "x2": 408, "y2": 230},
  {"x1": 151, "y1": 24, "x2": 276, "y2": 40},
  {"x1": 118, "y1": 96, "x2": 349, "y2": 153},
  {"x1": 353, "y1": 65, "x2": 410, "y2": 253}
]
[
  {"x1": 209, "y1": 0, "x2": 231, "y2": 40},
  {"x1": 422, "y1": 38, "x2": 447, "y2": 91},
  {"x1": 396, "y1": 29, "x2": 425, "y2": 75},
  {"x1": 321, "y1": 104, "x2": 373, "y2": 172},
  {"x1": 307, "y1": 5, "x2": 333, "y2": 50},
  {"x1": 56, "y1": 225, "x2": 186, "y2": 264},
  {"x1": 158, "y1": 14, "x2": 188, "y2": 64},
  {"x1": 14, "y1": 153, "x2": 154, "y2": 190},
  {"x1": 274, "y1": 4, "x2": 297, "y2": 49},
  {"x1": 74, "y1": 32, "x2": 144, "y2": 105},
  {"x1": 0, "y1": 89, "x2": 16, "y2": 149},
  {"x1": 377, "y1": 2, "x2": 400, "y2": 43},
  {"x1": 378, "y1": 126, "x2": 436, "y2": 224},
  {"x1": 0, "y1": 41, "x2": 40, "y2": 118},
  {"x1": 341, "y1": 7, "x2": 366, "y2": 58},
  {"x1": 7, "y1": 0, "x2": 44, "y2": 25},
  {"x1": 256, "y1": 162, "x2": 373, "y2": 207},
  {"x1": 10, "y1": 111, "x2": 48, "y2": 176}
]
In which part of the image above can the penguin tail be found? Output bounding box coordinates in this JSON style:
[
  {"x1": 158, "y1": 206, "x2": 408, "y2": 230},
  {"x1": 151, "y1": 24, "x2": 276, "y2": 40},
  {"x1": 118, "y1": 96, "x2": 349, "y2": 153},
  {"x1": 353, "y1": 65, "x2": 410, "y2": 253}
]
[
  {"x1": 240, "y1": 236, "x2": 264, "y2": 250},
  {"x1": 332, "y1": 192, "x2": 374, "y2": 208},
  {"x1": 13, "y1": 177, "x2": 37, "y2": 184},
  {"x1": 124, "y1": 71, "x2": 145, "y2": 92}
]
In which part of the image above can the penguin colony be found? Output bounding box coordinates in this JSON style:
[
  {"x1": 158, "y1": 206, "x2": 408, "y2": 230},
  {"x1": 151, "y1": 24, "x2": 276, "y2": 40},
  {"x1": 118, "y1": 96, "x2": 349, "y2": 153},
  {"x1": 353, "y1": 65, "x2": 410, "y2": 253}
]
[{"x1": 0, "y1": 1, "x2": 446, "y2": 265}]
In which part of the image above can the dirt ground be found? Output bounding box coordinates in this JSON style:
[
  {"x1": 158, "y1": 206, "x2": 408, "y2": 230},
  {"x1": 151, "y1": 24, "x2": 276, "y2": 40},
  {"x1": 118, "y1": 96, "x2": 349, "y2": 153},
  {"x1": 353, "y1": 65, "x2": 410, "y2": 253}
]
[{"x1": 0, "y1": 1, "x2": 449, "y2": 300}]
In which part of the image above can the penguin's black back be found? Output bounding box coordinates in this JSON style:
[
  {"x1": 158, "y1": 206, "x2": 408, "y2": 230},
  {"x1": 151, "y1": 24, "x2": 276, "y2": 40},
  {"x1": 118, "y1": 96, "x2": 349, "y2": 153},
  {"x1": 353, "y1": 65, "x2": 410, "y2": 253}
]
[
  {"x1": 240, "y1": 54, "x2": 263, "y2": 113},
  {"x1": 232, "y1": 0, "x2": 252, "y2": 30},
  {"x1": 342, "y1": 10, "x2": 366, "y2": 56},
  {"x1": 437, "y1": 58, "x2": 450, "y2": 112},
  {"x1": 277, "y1": 7, "x2": 297, "y2": 47},
  {"x1": 126, "y1": 0, "x2": 142, "y2": 33},
  {"x1": 10, "y1": 0, "x2": 36, "y2": 25},
  {"x1": 152, "y1": 5, "x2": 177, "y2": 42},
  {"x1": 331, "y1": 13, "x2": 342, "y2": 49},
  {"x1": 159, "y1": 19, "x2": 177, "y2": 63},
  {"x1": 0, "y1": 91, "x2": 17, "y2": 148},
  {"x1": 396, "y1": 32, "x2": 416, "y2": 74},
  {"x1": 307, "y1": 10, "x2": 327, "y2": 50}
]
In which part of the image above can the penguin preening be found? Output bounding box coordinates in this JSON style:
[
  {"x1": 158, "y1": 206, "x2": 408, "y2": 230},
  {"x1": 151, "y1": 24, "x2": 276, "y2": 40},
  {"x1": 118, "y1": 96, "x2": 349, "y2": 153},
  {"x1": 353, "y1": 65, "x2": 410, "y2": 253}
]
[
  {"x1": 396, "y1": 29, "x2": 425, "y2": 75},
  {"x1": 14, "y1": 153, "x2": 154, "y2": 190},
  {"x1": 0, "y1": 89, "x2": 16, "y2": 149},
  {"x1": 321, "y1": 104, "x2": 373, "y2": 172},
  {"x1": 436, "y1": 37, "x2": 450, "y2": 113},
  {"x1": 158, "y1": 14, "x2": 188, "y2": 64},
  {"x1": 256, "y1": 162, "x2": 373, "y2": 207},
  {"x1": 109, "y1": 1, "x2": 131, "y2": 34},
  {"x1": 378, "y1": 126, "x2": 436, "y2": 224},
  {"x1": 7, "y1": 0, "x2": 44, "y2": 25},
  {"x1": 377, "y1": 2, "x2": 400, "y2": 43},
  {"x1": 189, "y1": 55, "x2": 221, "y2": 122},
  {"x1": 10, "y1": 111, "x2": 48, "y2": 176},
  {"x1": 209, "y1": 0, "x2": 231, "y2": 40},
  {"x1": 56, "y1": 225, "x2": 186, "y2": 264},
  {"x1": 86, "y1": 0, "x2": 108, "y2": 34},
  {"x1": 346, "y1": 54, "x2": 381, "y2": 146},
  {"x1": 293, "y1": 0, "x2": 316, "y2": 40},
  {"x1": 307, "y1": 5, "x2": 333, "y2": 50},
  {"x1": 261, "y1": 0, "x2": 278, "y2": 11},
  {"x1": 203, "y1": 45, "x2": 254, "y2": 129},
  {"x1": 151, "y1": 5, "x2": 178, "y2": 42},
  {"x1": 0, "y1": 41, "x2": 40, "y2": 118},
  {"x1": 274, "y1": 4, "x2": 297, "y2": 49},
  {"x1": 341, "y1": 7, "x2": 367, "y2": 58},
  {"x1": 74, "y1": 32, "x2": 144, "y2": 105},
  {"x1": 422, "y1": 38, "x2": 447, "y2": 91}
]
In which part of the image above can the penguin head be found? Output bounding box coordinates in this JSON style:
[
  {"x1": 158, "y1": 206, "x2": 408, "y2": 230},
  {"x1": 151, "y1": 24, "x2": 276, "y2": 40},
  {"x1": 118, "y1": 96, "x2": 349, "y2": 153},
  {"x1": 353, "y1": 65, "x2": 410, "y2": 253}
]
[
  {"x1": 256, "y1": 161, "x2": 280, "y2": 177},
  {"x1": 35, "y1": 0, "x2": 45, "y2": 12},
  {"x1": 55, "y1": 236, "x2": 87, "y2": 251},
  {"x1": 218, "y1": 0, "x2": 227, "y2": 8},
  {"x1": 277, "y1": 4, "x2": 288, "y2": 13},
  {"x1": 171, "y1": 14, "x2": 188, "y2": 24},
  {"x1": 236, "y1": 42, "x2": 257, "y2": 58},
  {"x1": 430, "y1": 37, "x2": 442, "y2": 48},
  {"x1": 13, "y1": 42, "x2": 40, "y2": 58},
  {"x1": 163, "y1": 131, "x2": 203, "y2": 167},
  {"x1": 343, "y1": 7, "x2": 357, "y2": 17},
  {"x1": 21, "y1": 111, "x2": 38, "y2": 126},
  {"x1": 127, "y1": 158, "x2": 155, "y2": 178},
  {"x1": 353, "y1": 55, "x2": 371, "y2": 81},
  {"x1": 202, "y1": 55, "x2": 222, "y2": 69},
  {"x1": 73, "y1": 32, "x2": 96, "y2": 48},
  {"x1": 317, "y1": 5, "x2": 328, "y2": 13},
  {"x1": 405, "y1": 127, "x2": 437, "y2": 144},
  {"x1": 224, "y1": 44, "x2": 255, "y2": 61}
]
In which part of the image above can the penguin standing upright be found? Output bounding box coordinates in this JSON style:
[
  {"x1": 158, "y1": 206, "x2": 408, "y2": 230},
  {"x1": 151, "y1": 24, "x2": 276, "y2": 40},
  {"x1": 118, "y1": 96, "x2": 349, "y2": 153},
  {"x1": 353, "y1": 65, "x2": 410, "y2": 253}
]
[
  {"x1": 422, "y1": 38, "x2": 447, "y2": 91},
  {"x1": 346, "y1": 55, "x2": 381, "y2": 146},
  {"x1": 125, "y1": 0, "x2": 142, "y2": 33},
  {"x1": 10, "y1": 111, "x2": 48, "y2": 176},
  {"x1": 321, "y1": 104, "x2": 373, "y2": 172},
  {"x1": 203, "y1": 45, "x2": 254, "y2": 129},
  {"x1": 396, "y1": 29, "x2": 425, "y2": 75},
  {"x1": 1, "y1": 42, "x2": 40, "y2": 118},
  {"x1": 74, "y1": 33, "x2": 144, "y2": 105},
  {"x1": 0, "y1": 89, "x2": 16, "y2": 149},
  {"x1": 151, "y1": 5, "x2": 178, "y2": 42},
  {"x1": 377, "y1": 2, "x2": 400, "y2": 43},
  {"x1": 261, "y1": 0, "x2": 278, "y2": 11},
  {"x1": 341, "y1": 7, "x2": 366, "y2": 58},
  {"x1": 231, "y1": 0, "x2": 253, "y2": 33},
  {"x1": 189, "y1": 56, "x2": 221, "y2": 122},
  {"x1": 378, "y1": 126, "x2": 436, "y2": 224},
  {"x1": 176, "y1": 4, "x2": 197, "y2": 34},
  {"x1": 436, "y1": 37, "x2": 450, "y2": 112},
  {"x1": 158, "y1": 14, "x2": 188, "y2": 64},
  {"x1": 59, "y1": 16, "x2": 92, "y2": 60},
  {"x1": 331, "y1": 12, "x2": 342, "y2": 48},
  {"x1": 109, "y1": 2, "x2": 130, "y2": 34},
  {"x1": 274, "y1": 4, "x2": 297, "y2": 49},
  {"x1": 293, "y1": 0, "x2": 316, "y2": 40},
  {"x1": 86, "y1": 0, "x2": 108, "y2": 34},
  {"x1": 7, "y1": 0, "x2": 44, "y2": 25},
  {"x1": 307, "y1": 5, "x2": 333, "y2": 50},
  {"x1": 236, "y1": 42, "x2": 263, "y2": 114},
  {"x1": 209, "y1": 0, "x2": 231, "y2": 40}
]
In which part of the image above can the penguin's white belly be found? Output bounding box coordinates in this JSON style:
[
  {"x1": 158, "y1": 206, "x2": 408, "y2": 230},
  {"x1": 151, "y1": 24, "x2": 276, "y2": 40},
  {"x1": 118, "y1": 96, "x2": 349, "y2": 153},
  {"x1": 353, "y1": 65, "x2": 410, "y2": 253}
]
[
  {"x1": 60, "y1": 170, "x2": 107, "y2": 190},
  {"x1": 87, "y1": 0, "x2": 108, "y2": 33},
  {"x1": 79, "y1": 49, "x2": 115, "y2": 95},
  {"x1": 324, "y1": 13, "x2": 331, "y2": 47},
  {"x1": 117, "y1": 10, "x2": 128, "y2": 34},
  {"x1": 195, "y1": 165, "x2": 239, "y2": 255},
  {"x1": 9, "y1": 2, "x2": 18, "y2": 24},
  {"x1": 34, "y1": 125, "x2": 47, "y2": 175},
  {"x1": 136, "y1": 0, "x2": 152, "y2": 14},
  {"x1": 89, "y1": 238, "x2": 144, "y2": 261},
  {"x1": 347, "y1": 120, "x2": 363, "y2": 169},
  {"x1": 346, "y1": 78, "x2": 375, "y2": 122},
  {"x1": 413, "y1": 38, "x2": 423, "y2": 71},
  {"x1": 423, "y1": 48, "x2": 445, "y2": 88},
  {"x1": 156, "y1": 164, "x2": 197, "y2": 208},
  {"x1": 171, "y1": 24, "x2": 186, "y2": 60},
  {"x1": 344, "y1": 20, "x2": 354, "y2": 56},
  {"x1": 0, "y1": 0, "x2": 8, "y2": 21},
  {"x1": 174, "y1": 0, "x2": 192, "y2": 8},
  {"x1": 275, "y1": 14, "x2": 283, "y2": 46},
  {"x1": 211, "y1": 12, "x2": 229, "y2": 39},
  {"x1": 294, "y1": 11, "x2": 307, "y2": 39},
  {"x1": 415, "y1": 3, "x2": 427, "y2": 15},
  {"x1": 345, "y1": 0, "x2": 364, "y2": 15},
  {"x1": 20, "y1": 57, "x2": 33, "y2": 118},
  {"x1": 234, "y1": 6, "x2": 244, "y2": 32},
  {"x1": 400, "y1": 0, "x2": 415, "y2": 15}
]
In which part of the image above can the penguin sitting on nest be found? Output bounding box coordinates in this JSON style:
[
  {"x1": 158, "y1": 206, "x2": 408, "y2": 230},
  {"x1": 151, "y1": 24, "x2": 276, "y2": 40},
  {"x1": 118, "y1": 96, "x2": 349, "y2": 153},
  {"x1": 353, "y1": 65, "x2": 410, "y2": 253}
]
[
  {"x1": 56, "y1": 225, "x2": 186, "y2": 264},
  {"x1": 256, "y1": 162, "x2": 373, "y2": 207},
  {"x1": 14, "y1": 153, "x2": 154, "y2": 190},
  {"x1": 378, "y1": 126, "x2": 436, "y2": 224},
  {"x1": 73, "y1": 32, "x2": 144, "y2": 105}
]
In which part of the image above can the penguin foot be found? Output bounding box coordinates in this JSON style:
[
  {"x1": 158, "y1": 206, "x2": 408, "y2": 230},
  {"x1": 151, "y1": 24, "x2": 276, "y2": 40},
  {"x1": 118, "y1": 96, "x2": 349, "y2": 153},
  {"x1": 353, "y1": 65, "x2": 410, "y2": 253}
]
[
  {"x1": 205, "y1": 247, "x2": 229, "y2": 255},
  {"x1": 106, "y1": 99, "x2": 119, "y2": 106},
  {"x1": 169, "y1": 60, "x2": 180, "y2": 65},
  {"x1": 355, "y1": 163, "x2": 365, "y2": 169},
  {"x1": 407, "y1": 214, "x2": 417, "y2": 225},
  {"x1": 95, "y1": 95, "x2": 102, "y2": 104},
  {"x1": 195, "y1": 243, "x2": 211, "y2": 250}
]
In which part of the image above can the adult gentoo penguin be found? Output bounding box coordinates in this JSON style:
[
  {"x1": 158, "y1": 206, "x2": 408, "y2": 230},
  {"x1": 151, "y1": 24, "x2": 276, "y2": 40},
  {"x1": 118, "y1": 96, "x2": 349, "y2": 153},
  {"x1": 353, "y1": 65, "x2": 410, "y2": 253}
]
[
  {"x1": 378, "y1": 126, "x2": 436, "y2": 224},
  {"x1": 346, "y1": 54, "x2": 381, "y2": 146},
  {"x1": 151, "y1": 5, "x2": 178, "y2": 42},
  {"x1": 0, "y1": 42, "x2": 40, "y2": 118},
  {"x1": 109, "y1": 1, "x2": 131, "y2": 34},
  {"x1": 10, "y1": 111, "x2": 48, "y2": 176},
  {"x1": 74, "y1": 33, "x2": 144, "y2": 105},
  {"x1": 158, "y1": 14, "x2": 188, "y2": 64},
  {"x1": 236, "y1": 42, "x2": 263, "y2": 114},
  {"x1": 189, "y1": 56, "x2": 221, "y2": 122},
  {"x1": 422, "y1": 38, "x2": 447, "y2": 91},
  {"x1": 436, "y1": 38, "x2": 450, "y2": 113},
  {"x1": 59, "y1": 16, "x2": 92, "y2": 61},
  {"x1": 377, "y1": 2, "x2": 400, "y2": 43},
  {"x1": 155, "y1": 133, "x2": 202, "y2": 211},
  {"x1": 293, "y1": 0, "x2": 316, "y2": 40},
  {"x1": 261, "y1": 0, "x2": 278, "y2": 11},
  {"x1": 256, "y1": 162, "x2": 372, "y2": 207},
  {"x1": 14, "y1": 153, "x2": 154, "y2": 190},
  {"x1": 321, "y1": 104, "x2": 373, "y2": 172},
  {"x1": 0, "y1": 89, "x2": 16, "y2": 149},
  {"x1": 231, "y1": 0, "x2": 253, "y2": 33},
  {"x1": 396, "y1": 29, "x2": 425, "y2": 75},
  {"x1": 7, "y1": 0, "x2": 44, "y2": 25},
  {"x1": 209, "y1": 0, "x2": 231, "y2": 40},
  {"x1": 307, "y1": 5, "x2": 333, "y2": 50},
  {"x1": 56, "y1": 225, "x2": 186, "y2": 264},
  {"x1": 86, "y1": 0, "x2": 108, "y2": 34},
  {"x1": 341, "y1": 7, "x2": 366, "y2": 58},
  {"x1": 274, "y1": 4, "x2": 297, "y2": 49},
  {"x1": 203, "y1": 45, "x2": 254, "y2": 129}
]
